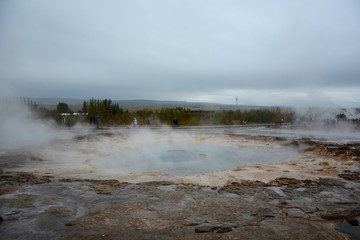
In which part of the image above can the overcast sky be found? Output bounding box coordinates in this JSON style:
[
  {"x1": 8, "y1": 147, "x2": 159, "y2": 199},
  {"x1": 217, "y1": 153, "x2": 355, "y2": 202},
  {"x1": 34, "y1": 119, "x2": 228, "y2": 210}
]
[{"x1": 0, "y1": 0, "x2": 359, "y2": 107}]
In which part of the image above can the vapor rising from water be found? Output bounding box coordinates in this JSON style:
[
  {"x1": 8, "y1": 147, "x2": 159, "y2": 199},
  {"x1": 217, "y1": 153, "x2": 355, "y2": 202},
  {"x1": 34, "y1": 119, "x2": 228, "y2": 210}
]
[
  {"x1": 0, "y1": 101, "x2": 72, "y2": 151},
  {"x1": 9, "y1": 102, "x2": 358, "y2": 178}
]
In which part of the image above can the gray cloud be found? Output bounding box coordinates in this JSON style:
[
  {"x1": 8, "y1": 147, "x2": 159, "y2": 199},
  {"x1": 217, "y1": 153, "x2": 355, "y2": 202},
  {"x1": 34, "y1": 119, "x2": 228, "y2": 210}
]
[{"x1": 0, "y1": 0, "x2": 359, "y2": 107}]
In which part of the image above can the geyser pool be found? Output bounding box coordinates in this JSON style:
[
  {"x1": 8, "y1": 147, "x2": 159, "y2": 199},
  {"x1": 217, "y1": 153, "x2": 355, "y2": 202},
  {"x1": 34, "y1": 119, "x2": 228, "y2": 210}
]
[{"x1": 83, "y1": 128, "x2": 298, "y2": 176}]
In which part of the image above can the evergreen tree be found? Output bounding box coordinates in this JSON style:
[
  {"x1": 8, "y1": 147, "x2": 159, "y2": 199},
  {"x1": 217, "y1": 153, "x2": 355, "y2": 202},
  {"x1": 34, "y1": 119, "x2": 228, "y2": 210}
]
[{"x1": 56, "y1": 102, "x2": 71, "y2": 113}]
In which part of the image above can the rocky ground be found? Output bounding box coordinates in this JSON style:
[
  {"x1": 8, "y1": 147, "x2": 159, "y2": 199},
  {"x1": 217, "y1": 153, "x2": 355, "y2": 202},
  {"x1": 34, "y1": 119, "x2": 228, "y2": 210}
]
[{"x1": 0, "y1": 134, "x2": 359, "y2": 239}]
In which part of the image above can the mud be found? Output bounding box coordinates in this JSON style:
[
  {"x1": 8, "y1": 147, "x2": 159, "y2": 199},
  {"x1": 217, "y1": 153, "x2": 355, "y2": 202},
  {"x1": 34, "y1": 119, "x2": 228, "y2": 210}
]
[{"x1": 1, "y1": 132, "x2": 360, "y2": 240}]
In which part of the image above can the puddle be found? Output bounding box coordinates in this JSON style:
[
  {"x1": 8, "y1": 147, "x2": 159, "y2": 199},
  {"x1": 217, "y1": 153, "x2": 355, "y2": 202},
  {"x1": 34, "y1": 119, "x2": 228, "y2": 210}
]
[{"x1": 335, "y1": 220, "x2": 360, "y2": 240}]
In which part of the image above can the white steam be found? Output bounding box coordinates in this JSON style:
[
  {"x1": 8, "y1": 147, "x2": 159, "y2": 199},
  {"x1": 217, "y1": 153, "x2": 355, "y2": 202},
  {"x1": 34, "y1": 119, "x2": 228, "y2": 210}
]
[
  {"x1": 0, "y1": 101, "x2": 69, "y2": 151},
  {"x1": 1, "y1": 100, "x2": 358, "y2": 181},
  {"x1": 25, "y1": 127, "x2": 298, "y2": 178}
]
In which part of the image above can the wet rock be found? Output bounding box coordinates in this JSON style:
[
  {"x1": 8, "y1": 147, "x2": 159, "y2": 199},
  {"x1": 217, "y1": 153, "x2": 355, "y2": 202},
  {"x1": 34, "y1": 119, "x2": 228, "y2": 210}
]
[
  {"x1": 91, "y1": 180, "x2": 128, "y2": 194},
  {"x1": 73, "y1": 132, "x2": 114, "y2": 141},
  {"x1": 250, "y1": 208, "x2": 275, "y2": 218},
  {"x1": 60, "y1": 178, "x2": 126, "y2": 187},
  {"x1": 157, "y1": 185, "x2": 177, "y2": 191},
  {"x1": 305, "y1": 143, "x2": 360, "y2": 161},
  {"x1": 0, "y1": 185, "x2": 20, "y2": 195},
  {"x1": 268, "y1": 177, "x2": 304, "y2": 187},
  {"x1": 183, "y1": 216, "x2": 209, "y2": 226},
  {"x1": 136, "y1": 181, "x2": 185, "y2": 192},
  {"x1": 93, "y1": 184, "x2": 114, "y2": 194},
  {"x1": 194, "y1": 224, "x2": 217, "y2": 233},
  {"x1": 268, "y1": 177, "x2": 345, "y2": 188},
  {"x1": 0, "y1": 153, "x2": 45, "y2": 169},
  {"x1": 321, "y1": 207, "x2": 360, "y2": 221},
  {"x1": 274, "y1": 136, "x2": 286, "y2": 141},
  {"x1": 65, "y1": 222, "x2": 77, "y2": 227},
  {"x1": 132, "y1": 210, "x2": 158, "y2": 220},
  {"x1": 59, "y1": 178, "x2": 128, "y2": 194},
  {"x1": 321, "y1": 213, "x2": 347, "y2": 221},
  {"x1": 47, "y1": 207, "x2": 72, "y2": 217},
  {"x1": 299, "y1": 138, "x2": 318, "y2": 146},
  {"x1": 246, "y1": 208, "x2": 276, "y2": 226},
  {"x1": 346, "y1": 217, "x2": 359, "y2": 226},
  {"x1": 267, "y1": 186, "x2": 288, "y2": 197},
  {"x1": 286, "y1": 208, "x2": 309, "y2": 219},
  {"x1": 317, "y1": 178, "x2": 345, "y2": 187},
  {"x1": 0, "y1": 172, "x2": 52, "y2": 184},
  {"x1": 195, "y1": 223, "x2": 238, "y2": 233},
  {"x1": 1, "y1": 194, "x2": 36, "y2": 208},
  {"x1": 338, "y1": 172, "x2": 360, "y2": 182},
  {"x1": 287, "y1": 140, "x2": 300, "y2": 147},
  {"x1": 219, "y1": 180, "x2": 265, "y2": 194},
  {"x1": 350, "y1": 208, "x2": 360, "y2": 217},
  {"x1": 294, "y1": 187, "x2": 307, "y2": 192}
]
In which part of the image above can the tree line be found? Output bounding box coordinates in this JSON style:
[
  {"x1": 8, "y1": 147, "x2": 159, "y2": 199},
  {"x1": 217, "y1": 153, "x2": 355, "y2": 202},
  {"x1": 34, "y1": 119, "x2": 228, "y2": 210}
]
[
  {"x1": 8, "y1": 97, "x2": 296, "y2": 127},
  {"x1": 59, "y1": 99, "x2": 295, "y2": 127}
]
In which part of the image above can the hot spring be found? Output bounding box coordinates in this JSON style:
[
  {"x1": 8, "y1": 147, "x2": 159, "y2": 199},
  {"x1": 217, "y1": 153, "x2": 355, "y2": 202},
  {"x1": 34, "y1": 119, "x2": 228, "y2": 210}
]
[
  {"x1": 19, "y1": 127, "x2": 298, "y2": 179},
  {"x1": 74, "y1": 129, "x2": 297, "y2": 176}
]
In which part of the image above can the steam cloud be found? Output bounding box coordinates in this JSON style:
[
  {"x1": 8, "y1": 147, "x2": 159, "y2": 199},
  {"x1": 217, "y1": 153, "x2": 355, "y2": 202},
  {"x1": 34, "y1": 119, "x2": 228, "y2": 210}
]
[{"x1": 0, "y1": 101, "x2": 66, "y2": 151}]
